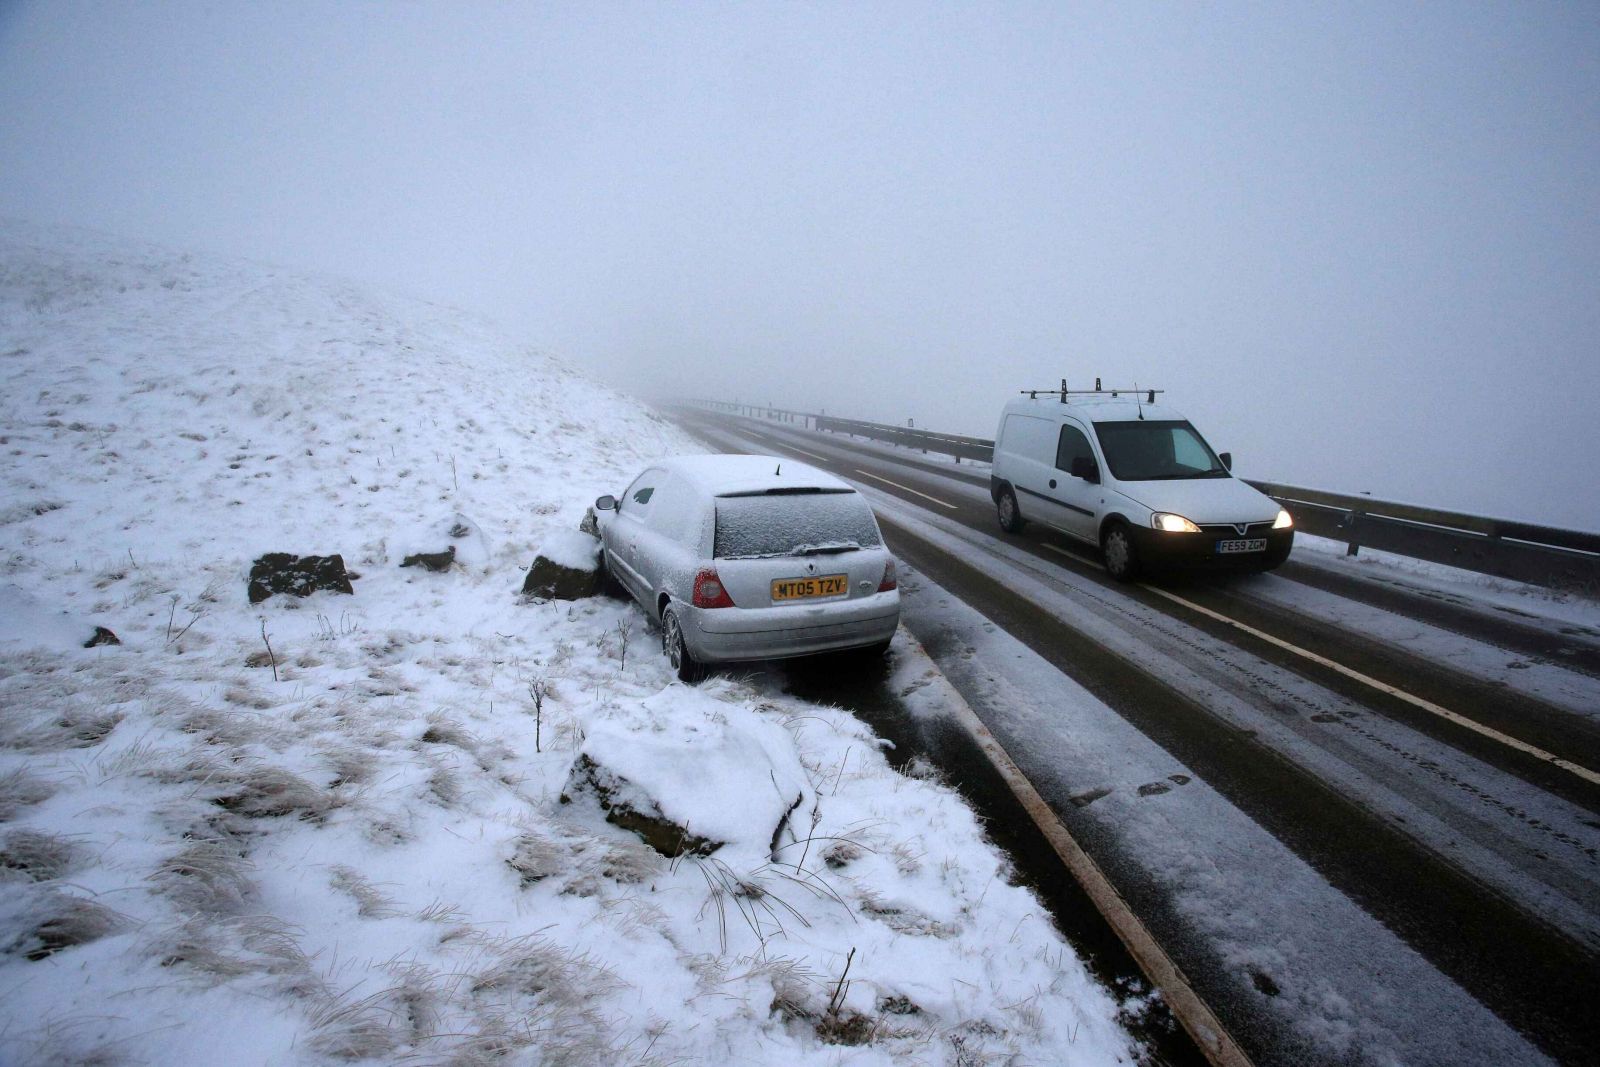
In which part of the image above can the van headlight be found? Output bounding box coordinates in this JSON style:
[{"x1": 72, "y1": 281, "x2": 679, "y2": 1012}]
[
  {"x1": 1151, "y1": 513, "x2": 1201, "y2": 533},
  {"x1": 1273, "y1": 508, "x2": 1294, "y2": 529}
]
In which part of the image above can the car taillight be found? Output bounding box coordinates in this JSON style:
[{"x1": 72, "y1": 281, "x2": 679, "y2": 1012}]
[
  {"x1": 877, "y1": 558, "x2": 898, "y2": 593},
  {"x1": 692, "y1": 568, "x2": 735, "y2": 609}
]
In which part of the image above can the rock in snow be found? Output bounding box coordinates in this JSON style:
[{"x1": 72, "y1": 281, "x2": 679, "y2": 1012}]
[
  {"x1": 400, "y1": 544, "x2": 456, "y2": 572},
  {"x1": 565, "y1": 686, "x2": 813, "y2": 863},
  {"x1": 246, "y1": 552, "x2": 356, "y2": 604},
  {"x1": 521, "y1": 527, "x2": 601, "y2": 599}
]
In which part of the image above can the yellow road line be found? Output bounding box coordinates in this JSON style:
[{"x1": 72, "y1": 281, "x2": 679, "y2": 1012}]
[{"x1": 853, "y1": 469, "x2": 959, "y2": 510}]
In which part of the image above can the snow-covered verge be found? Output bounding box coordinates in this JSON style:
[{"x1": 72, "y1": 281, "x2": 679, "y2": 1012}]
[
  {"x1": 0, "y1": 221, "x2": 1134, "y2": 1066},
  {"x1": 1291, "y1": 531, "x2": 1600, "y2": 629}
]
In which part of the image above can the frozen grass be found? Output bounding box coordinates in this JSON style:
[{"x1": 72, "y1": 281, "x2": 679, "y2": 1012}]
[
  {"x1": 0, "y1": 766, "x2": 56, "y2": 820},
  {"x1": 0, "y1": 828, "x2": 81, "y2": 882}
]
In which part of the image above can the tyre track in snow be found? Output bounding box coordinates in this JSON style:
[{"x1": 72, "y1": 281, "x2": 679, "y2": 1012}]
[{"x1": 676, "y1": 409, "x2": 1600, "y2": 1064}]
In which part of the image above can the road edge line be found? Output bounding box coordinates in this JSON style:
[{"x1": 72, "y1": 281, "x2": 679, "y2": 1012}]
[{"x1": 894, "y1": 626, "x2": 1255, "y2": 1067}]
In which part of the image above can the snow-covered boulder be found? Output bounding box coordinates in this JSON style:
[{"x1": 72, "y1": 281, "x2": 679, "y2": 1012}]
[
  {"x1": 562, "y1": 686, "x2": 813, "y2": 864},
  {"x1": 521, "y1": 528, "x2": 601, "y2": 599}
]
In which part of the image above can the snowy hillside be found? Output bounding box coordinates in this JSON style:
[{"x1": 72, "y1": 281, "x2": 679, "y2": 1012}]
[{"x1": 0, "y1": 222, "x2": 1135, "y2": 1066}]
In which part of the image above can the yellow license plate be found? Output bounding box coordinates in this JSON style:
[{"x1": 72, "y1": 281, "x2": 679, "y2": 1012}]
[{"x1": 771, "y1": 574, "x2": 849, "y2": 601}]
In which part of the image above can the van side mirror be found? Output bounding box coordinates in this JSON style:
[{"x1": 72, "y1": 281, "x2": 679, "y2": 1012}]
[
  {"x1": 1069, "y1": 456, "x2": 1100, "y2": 483},
  {"x1": 1219, "y1": 452, "x2": 1232, "y2": 472},
  {"x1": 595, "y1": 494, "x2": 617, "y2": 511}
]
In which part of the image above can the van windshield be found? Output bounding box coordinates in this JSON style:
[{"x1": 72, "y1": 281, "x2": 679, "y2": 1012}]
[
  {"x1": 714, "y1": 490, "x2": 883, "y2": 559},
  {"x1": 1093, "y1": 420, "x2": 1229, "y2": 481}
]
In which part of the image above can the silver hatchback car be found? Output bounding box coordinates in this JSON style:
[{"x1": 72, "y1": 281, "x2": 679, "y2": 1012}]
[{"x1": 594, "y1": 454, "x2": 901, "y2": 681}]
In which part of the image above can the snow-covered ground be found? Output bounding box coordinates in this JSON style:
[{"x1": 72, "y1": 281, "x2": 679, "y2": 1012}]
[{"x1": 0, "y1": 221, "x2": 1135, "y2": 1066}]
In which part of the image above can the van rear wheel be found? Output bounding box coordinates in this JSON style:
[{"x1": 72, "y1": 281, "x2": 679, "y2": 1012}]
[
  {"x1": 996, "y1": 488, "x2": 1026, "y2": 534},
  {"x1": 1102, "y1": 521, "x2": 1140, "y2": 582}
]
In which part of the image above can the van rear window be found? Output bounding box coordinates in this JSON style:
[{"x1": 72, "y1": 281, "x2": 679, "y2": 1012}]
[{"x1": 714, "y1": 491, "x2": 883, "y2": 558}]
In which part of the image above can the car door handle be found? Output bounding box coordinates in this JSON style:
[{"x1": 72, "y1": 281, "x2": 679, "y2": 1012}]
[{"x1": 1048, "y1": 479, "x2": 1057, "y2": 489}]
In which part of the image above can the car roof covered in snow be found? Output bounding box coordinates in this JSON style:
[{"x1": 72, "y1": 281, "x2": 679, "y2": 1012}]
[
  {"x1": 659, "y1": 454, "x2": 853, "y2": 497},
  {"x1": 1005, "y1": 394, "x2": 1188, "y2": 423}
]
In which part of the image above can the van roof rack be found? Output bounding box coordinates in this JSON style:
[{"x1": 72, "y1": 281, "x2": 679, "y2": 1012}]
[{"x1": 1022, "y1": 378, "x2": 1162, "y2": 404}]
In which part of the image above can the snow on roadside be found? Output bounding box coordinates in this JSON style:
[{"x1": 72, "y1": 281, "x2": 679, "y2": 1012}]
[
  {"x1": 0, "y1": 221, "x2": 1135, "y2": 1066},
  {"x1": 1291, "y1": 532, "x2": 1600, "y2": 631}
]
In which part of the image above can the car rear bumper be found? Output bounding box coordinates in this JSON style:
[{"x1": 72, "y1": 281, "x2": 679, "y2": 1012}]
[
  {"x1": 685, "y1": 591, "x2": 901, "y2": 662},
  {"x1": 1131, "y1": 527, "x2": 1294, "y2": 572}
]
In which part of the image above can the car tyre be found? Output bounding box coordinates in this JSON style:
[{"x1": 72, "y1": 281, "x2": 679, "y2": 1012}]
[
  {"x1": 661, "y1": 605, "x2": 706, "y2": 684},
  {"x1": 1102, "y1": 520, "x2": 1140, "y2": 582},
  {"x1": 997, "y1": 487, "x2": 1026, "y2": 534}
]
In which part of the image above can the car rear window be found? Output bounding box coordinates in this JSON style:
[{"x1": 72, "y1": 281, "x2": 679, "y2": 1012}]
[{"x1": 713, "y1": 490, "x2": 883, "y2": 559}]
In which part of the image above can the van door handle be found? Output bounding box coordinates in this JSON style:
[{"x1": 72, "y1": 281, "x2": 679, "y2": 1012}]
[{"x1": 1048, "y1": 479, "x2": 1057, "y2": 489}]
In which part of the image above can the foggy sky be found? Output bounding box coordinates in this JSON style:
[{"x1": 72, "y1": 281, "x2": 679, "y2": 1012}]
[{"x1": 2, "y1": 2, "x2": 1597, "y2": 528}]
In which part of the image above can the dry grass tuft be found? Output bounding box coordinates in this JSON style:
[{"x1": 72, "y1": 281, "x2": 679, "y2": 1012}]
[
  {"x1": 597, "y1": 836, "x2": 663, "y2": 886},
  {"x1": 324, "y1": 745, "x2": 378, "y2": 788},
  {"x1": 506, "y1": 830, "x2": 565, "y2": 889},
  {"x1": 0, "y1": 767, "x2": 56, "y2": 819},
  {"x1": 462, "y1": 937, "x2": 628, "y2": 1064},
  {"x1": 0, "y1": 707, "x2": 122, "y2": 752},
  {"x1": 1, "y1": 888, "x2": 129, "y2": 960},
  {"x1": 305, "y1": 983, "x2": 405, "y2": 1062},
  {"x1": 0, "y1": 829, "x2": 80, "y2": 883},
  {"x1": 150, "y1": 914, "x2": 314, "y2": 987},
  {"x1": 149, "y1": 838, "x2": 255, "y2": 915},
  {"x1": 175, "y1": 703, "x2": 278, "y2": 748},
  {"x1": 212, "y1": 767, "x2": 332, "y2": 820},
  {"x1": 418, "y1": 714, "x2": 475, "y2": 750},
  {"x1": 329, "y1": 865, "x2": 398, "y2": 918}
]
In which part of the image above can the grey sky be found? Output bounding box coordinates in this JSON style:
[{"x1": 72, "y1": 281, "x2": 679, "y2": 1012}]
[{"x1": 2, "y1": 2, "x2": 1597, "y2": 527}]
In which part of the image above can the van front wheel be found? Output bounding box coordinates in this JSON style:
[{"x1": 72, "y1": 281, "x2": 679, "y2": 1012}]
[
  {"x1": 997, "y1": 488, "x2": 1026, "y2": 534},
  {"x1": 1102, "y1": 521, "x2": 1140, "y2": 582}
]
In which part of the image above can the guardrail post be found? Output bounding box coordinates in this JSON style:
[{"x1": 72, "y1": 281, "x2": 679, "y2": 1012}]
[{"x1": 1345, "y1": 509, "x2": 1363, "y2": 557}]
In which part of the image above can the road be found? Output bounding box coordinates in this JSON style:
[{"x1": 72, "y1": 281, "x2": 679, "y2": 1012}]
[{"x1": 674, "y1": 407, "x2": 1600, "y2": 1067}]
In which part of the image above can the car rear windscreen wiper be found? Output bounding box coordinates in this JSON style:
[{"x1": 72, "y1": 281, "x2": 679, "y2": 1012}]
[{"x1": 792, "y1": 542, "x2": 861, "y2": 555}]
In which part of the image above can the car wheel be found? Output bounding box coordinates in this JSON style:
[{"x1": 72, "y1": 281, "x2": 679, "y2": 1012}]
[
  {"x1": 1101, "y1": 521, "x2": 1140, "y2": 582},
  {"x1": 997, "y1": 488, "x2": 1025, "y2": 534},
  {"x1": 661, "y1": 605, "x2": 706, "y2": 684}
]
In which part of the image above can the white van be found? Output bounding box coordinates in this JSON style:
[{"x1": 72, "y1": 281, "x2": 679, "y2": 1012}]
[{"x1": 990, "y1": 390, "x2": 1293, "y2": 580}]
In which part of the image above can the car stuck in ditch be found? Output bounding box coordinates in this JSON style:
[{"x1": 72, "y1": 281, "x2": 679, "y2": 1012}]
[{"x1": 595, "y1": 454, "x2": 900, "y2": 681}]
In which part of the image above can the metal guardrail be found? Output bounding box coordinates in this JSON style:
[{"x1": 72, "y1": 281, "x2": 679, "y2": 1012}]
[
  {"x1": 1250, "y1": 482, "x2": 1600, "y2": 592},
  {"x1": 814, "y1": 415, "x2": 995, "y2": 463},
  {"x1": 679, "y1": 400, "x2": 1599, "y2": 592}
]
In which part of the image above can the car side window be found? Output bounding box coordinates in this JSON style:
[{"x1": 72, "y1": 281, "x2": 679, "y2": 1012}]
[
  {"x1": 1055, "y1": 423, "x2": 1095, "y2": 474},
  {"x1": 643, "y1": 475, "x2": 696, "y2": 543},
  {"x1": 620, "y1": 470, "x2": 660, "y2": 515}
]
